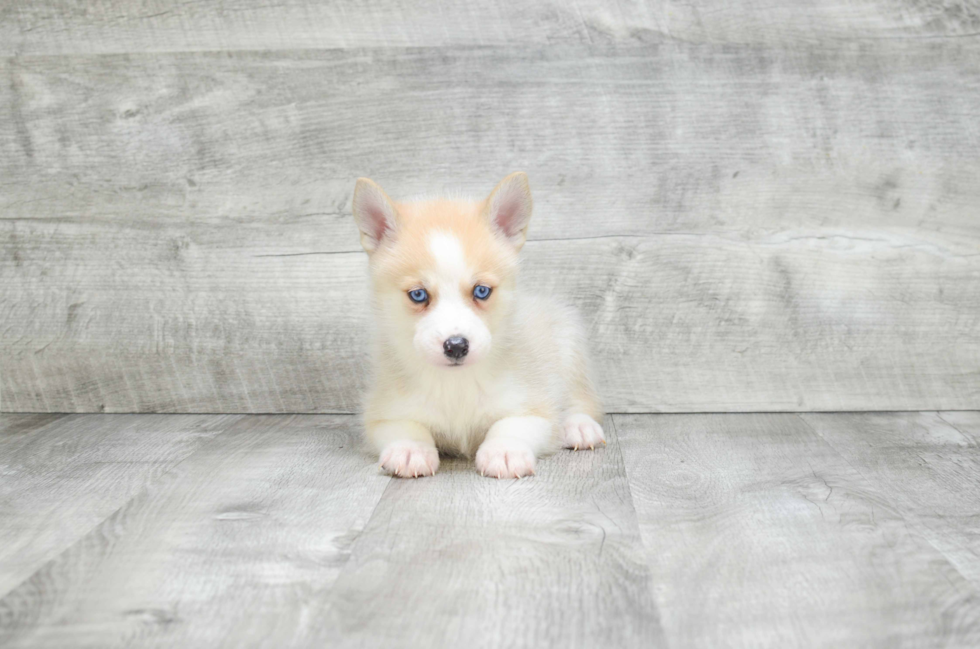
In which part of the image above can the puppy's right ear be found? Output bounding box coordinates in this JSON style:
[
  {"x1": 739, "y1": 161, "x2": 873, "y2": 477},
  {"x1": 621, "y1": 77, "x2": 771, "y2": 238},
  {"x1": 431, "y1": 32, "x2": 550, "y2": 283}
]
[{"x1": 352, "y1": 178, "x2": 398, "y2": 253}]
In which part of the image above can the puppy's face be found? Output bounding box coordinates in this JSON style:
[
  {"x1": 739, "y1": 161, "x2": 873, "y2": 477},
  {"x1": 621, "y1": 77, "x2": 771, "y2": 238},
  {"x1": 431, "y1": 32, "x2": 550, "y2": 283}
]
[{"x1": 353, "y1": 173, "x2": 533, "y2": 369}]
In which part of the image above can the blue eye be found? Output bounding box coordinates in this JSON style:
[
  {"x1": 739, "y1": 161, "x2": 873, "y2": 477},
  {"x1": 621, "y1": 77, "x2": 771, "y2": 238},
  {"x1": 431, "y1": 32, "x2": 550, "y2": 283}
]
[
  {"x1": 473, "y1": 284, "x2": 492, "y2": 300},
  {"x1": 408, "y1": 288, "x2": 428, "y2": 303}
]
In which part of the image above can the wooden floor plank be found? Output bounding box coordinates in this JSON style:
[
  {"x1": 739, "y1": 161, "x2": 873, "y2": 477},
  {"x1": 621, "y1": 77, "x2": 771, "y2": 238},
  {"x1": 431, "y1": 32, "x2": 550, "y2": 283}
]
[
  {"x1": 0, "y1": 415, "x2": 389, "y2": 648},
  {"x1": 4, "y1": 413, "x2": 980, "y2": 645},
  {"x1": 934, "y1": 411, "x2": 980, "y2": 445},
  {"x1": 314, "y1": 419, "x2": 664, "y2": 648},
  {"x1": 0, "y1": 413, "x2": 240, "y2": 597},
  {"x1": 615, "y1": 413, "x2": 980, "y2": 648},
  {"x1": 802, "y1": 411, "x2": 980, "y2": 589}
]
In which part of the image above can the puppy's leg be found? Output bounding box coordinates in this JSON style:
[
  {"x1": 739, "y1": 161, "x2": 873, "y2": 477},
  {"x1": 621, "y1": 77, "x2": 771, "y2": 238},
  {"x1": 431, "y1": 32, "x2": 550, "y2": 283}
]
[
  {"x1": 562, "y1": 346, "x2": 606, "y2": 451},
  {"x1": 369, "y1": 420, "x2": 439, "y2": 478},
  {"x1": 475, "y1": 416, "x2": 553, "y2": 479}
]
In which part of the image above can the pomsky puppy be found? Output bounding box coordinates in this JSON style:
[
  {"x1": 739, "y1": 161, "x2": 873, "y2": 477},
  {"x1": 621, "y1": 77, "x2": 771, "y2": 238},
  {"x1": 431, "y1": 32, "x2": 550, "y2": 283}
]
[{"x1": 352, "y1": 172, "x2": 604, "y2": 479}]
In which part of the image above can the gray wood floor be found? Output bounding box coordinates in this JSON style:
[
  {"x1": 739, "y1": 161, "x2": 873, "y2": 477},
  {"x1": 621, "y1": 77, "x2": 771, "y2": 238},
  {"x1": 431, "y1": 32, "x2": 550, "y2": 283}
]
[{"x1": 2, "y1": 412, "x2": 979, "y2": 647}]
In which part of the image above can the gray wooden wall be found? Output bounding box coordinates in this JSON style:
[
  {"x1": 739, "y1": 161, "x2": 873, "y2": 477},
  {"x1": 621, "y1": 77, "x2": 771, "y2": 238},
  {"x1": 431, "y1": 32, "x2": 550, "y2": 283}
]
[{"x1": 2, "y1": 1, "x2": 979, "y2": 413}]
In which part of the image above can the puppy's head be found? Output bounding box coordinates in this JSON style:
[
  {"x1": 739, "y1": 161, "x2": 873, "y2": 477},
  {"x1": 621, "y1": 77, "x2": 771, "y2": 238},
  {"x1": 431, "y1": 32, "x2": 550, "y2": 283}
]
[{"x1": 352, "y1": 172, "x2": 532, "y2": 369}]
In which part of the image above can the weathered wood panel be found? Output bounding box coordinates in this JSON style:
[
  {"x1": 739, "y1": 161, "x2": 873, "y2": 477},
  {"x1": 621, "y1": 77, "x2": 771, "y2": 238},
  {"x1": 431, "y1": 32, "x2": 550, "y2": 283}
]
[
  {"x1": 0, "y1": 415, "x2": 391, "y2": 647},
  {"x1": 3, "y1": 412, "x2": 980, "y2": 644},
  {"x1": 615, "y1": 413, "x2": 980, "y2": 647},
  {"x1": 0, "y1": 413, "x2": 240, "y2": 596},
  {"x1": 0, "y1": 413, "x2": 63, "y2": 437},
  {"x1": 2, "y1": 42, "x2": 979, "y2": 412},
  {"x1": 3, "y1": 228, "x2": 978, "y2": 412},
  {"x1": 3, "y1": 44, "x2": 979, "y2": 241},
  {"x1": 935, "y1": 410, "x2": 980, "y2": 444},
  {"x1": 313, "y1": 418, "x2": 663, "y2": 648},
  {"x1": 2, "y1": 0, "x2": 978, "y2": 55},
  {"x1": 802, "y1": 411, "x2": 980, "y2": 589}
]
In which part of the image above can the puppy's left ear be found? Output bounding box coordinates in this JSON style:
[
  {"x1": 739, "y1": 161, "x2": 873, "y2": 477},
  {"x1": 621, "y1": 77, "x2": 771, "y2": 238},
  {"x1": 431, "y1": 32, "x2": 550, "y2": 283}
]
[{"x1": 483, "y1": 172, "x2": 533, "y2": 249}]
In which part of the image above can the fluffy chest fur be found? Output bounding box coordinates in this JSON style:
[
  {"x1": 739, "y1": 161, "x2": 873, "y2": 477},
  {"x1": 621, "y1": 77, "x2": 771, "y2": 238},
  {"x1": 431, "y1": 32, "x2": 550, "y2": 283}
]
[{"x1": 392, "y1": 366, "x2": 529, "y2": 455}]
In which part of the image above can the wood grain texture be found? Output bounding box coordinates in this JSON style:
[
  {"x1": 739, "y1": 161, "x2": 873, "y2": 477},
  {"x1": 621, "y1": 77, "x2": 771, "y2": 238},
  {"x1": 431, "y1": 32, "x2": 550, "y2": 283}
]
[
  {"x1": 4, "y1": 232, "x2": 978, "y2": 413},
  {"x1": 2, "y1": 42, "x2": 979, "y2": 413},
  {"x1": 0, "y1": 415, "x2": 391, "y2": 648},
  {"x1": 3, "y1": 44, "x2": 979, "y2": 239},
  {"x1": 0, "y1": 413, "x2": 63, "y2": 437},
  {"x1": 614, "y1": 412, "x2": 980, "y2": 647},
  {"x1": 316, "y1": 418, "x2": 664, "y2": 648},
  {"x1": 3, "y1": 0, "x2": 979, "y2": 55},
  {"x1": 935, "y1": 410, "x2": 980, "y2": 444},
  {"x1": 4, "y1": 412, "x2": 980, "y2": 646},
  {"x1": 802, "y1": 411, "x2": 980, "y2": 589},
  {"x1": 0, "y1": 413, "x2": 241, "y2": 596}
]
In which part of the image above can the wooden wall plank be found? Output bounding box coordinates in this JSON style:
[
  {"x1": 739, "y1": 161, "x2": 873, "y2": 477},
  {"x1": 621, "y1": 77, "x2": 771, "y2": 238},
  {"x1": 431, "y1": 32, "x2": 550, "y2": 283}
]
[
  {"x1": 3, "y1": 229, "x2": 978, "y2": 413},
  {"x1": 3, "y1": 44, "x2": 979, "y2": 242},
  {"x1": 0, "y1": 414, "x2": 240, "y2": 597},
  {"x1": 615, "y1": 413, "x2": 980, "y2": 647},
  {"x1": 0, "y1": 415, "x2": 391, "y2": 647},
  {"x1": 2, "y1": 0, "x2": 977, "y2": 55},
  {"x1": 3, "y1": 43, "x2": 979, "y2": 412}
]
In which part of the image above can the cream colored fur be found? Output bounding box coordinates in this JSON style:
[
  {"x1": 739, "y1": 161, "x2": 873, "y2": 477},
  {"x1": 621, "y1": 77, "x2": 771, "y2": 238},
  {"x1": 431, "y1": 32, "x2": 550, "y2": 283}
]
[{"x1": 352, "y1": 172, "x2": 603, "y2": 479}]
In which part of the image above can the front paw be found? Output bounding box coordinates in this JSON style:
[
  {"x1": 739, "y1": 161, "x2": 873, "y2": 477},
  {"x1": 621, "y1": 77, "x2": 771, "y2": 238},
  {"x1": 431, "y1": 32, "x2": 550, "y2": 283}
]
[
  {"x1": 379, "y1": 440, "x2": 439, "y2": 478},
  {"x1": 562, "y1": 413, "x2": 605, "y2": 450},
  {"x1": 475, "y1": 439, "x2": 536, "y2": 479}
]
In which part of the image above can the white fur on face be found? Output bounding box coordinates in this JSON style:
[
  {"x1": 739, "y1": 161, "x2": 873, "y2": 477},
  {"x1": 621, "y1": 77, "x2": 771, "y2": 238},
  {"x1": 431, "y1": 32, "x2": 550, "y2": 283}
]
[
  {"x1": 412, "y1": 232, "x2": 492, "y2": 368},
  {"x1": 427, "y1": 231, "x2": 467, "y2": 278}
]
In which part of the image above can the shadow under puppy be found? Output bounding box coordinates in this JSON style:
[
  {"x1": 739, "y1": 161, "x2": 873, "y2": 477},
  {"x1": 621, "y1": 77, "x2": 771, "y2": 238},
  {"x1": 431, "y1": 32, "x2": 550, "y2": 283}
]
[{"x1": 352, "y1": 172, "x2": 604, "y2": 479}]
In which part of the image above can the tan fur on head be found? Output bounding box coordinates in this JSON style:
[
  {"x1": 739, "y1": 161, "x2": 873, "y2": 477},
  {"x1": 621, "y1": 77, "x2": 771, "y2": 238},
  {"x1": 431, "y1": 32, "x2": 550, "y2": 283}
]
[
  {"x1": 354, "y1": 177, "x2": 524, "y2": 372},
  {"x1": 353, "y1": 172, "x2": 533, "y2": 255}
]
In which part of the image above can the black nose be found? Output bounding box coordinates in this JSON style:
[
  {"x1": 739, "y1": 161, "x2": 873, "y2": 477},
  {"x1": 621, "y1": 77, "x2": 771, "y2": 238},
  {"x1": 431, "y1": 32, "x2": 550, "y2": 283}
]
[{"x1": 443, "y1": 336, "x2": 469, "y2": 360}]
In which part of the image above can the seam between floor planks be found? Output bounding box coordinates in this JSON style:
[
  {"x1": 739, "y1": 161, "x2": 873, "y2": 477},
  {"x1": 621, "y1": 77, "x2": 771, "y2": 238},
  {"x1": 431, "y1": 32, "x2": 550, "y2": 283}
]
[
  {"x1": 314, "y1": 416, "x2": 665, "y2": 648},
  {"x1": 0, "y1": 414, "x2": 244, "y2": 601},
  {"x1": 794, "y1": 412, "x2": 975, "y2": 585},
  {"x1": 7, "y1": 410, "x2": 980, "y2": 416},
  {"x1": 0, "y1": 414, "x2": 393, "y2": 647},
  {"x1": 0, "y1": 413, "x2": 251, "y2": 601},
  {"x1": 934, "y1": 412, "x2": 978, "y2": 442},
  {"x1": 4, "y1": 412, "x2": 980, "y2": 645},
  {"x1": 797, "y1": 412, "x2": 980, "y2": 593},
  {"x1": 612, "y1": 412, "x2": 980, "y2": 646}
]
